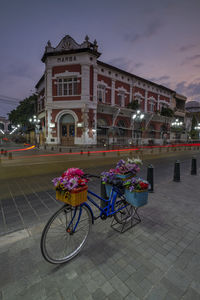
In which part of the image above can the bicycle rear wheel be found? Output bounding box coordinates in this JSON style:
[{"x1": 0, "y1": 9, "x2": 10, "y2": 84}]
[
  {"x1": 41, "y1": 204, "x2": 92, "y2": 264},
  {"x1": 114, "y1": 197, "x2": 134, "y2": 224}
]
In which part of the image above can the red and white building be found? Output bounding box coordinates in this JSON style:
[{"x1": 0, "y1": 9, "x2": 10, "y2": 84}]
[{"x1": 35, "y1": 35, "x2": 187, "y2": 146}]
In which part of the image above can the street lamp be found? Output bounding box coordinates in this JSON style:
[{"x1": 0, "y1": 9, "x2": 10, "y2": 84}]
[
  {"x1": 171, "y1": 119, "x2": 183, "y2": 127},
  {"x1": 171, "y1": 119, "x2": 184, "y2": 142},
  {"x1": 29, "y1": 115, "x2": 40, "y2": 145},
  {"x1": 194, "y1": 123, "x2": 200, "y2": 130},
  {"x1": 132, "y1": 110, "x2": 144, "y2": 144}
]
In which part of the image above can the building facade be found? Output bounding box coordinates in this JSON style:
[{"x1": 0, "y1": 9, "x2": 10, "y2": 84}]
[{"x1": 35, "y1": 35, "x2": 187, "y2": 146}]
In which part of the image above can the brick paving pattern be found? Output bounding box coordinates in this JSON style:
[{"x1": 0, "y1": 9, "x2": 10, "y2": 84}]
[{"x1": 0, "y1": 154, "x2": 200, "y2": 299}]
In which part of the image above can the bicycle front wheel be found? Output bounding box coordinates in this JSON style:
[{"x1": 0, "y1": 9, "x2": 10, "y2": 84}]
[{"x1": 41, "y1": 204, "x2": 92, "y2": 264}]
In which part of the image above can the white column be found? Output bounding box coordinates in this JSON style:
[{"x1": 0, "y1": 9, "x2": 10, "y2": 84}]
[
  {"x1": 157, "y1": 95, "x2": 160, "y2": 110},
  {"x1": 145, "y1": 90, "x2": 148, "y2": 112},
  {"x1": 46, "y1": 109, "x2": 54, "y2": 143},
  {"x1": 93, "y1": 66, "x2": 98, "y2": 103},
  {"x1": 129, "y1": 84, "x2": 132, "y2": 103},
  {"x1": 46, "y1": 67, "x2": 52, "y2": 104},
  {"x1": 111, "y1": 80, "x2": 115, "y2": 106},
  {"x1": 81, "y1": 65, "x2": 90, "y2": 101}
]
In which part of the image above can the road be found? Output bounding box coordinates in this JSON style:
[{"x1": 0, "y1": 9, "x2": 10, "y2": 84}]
[{"x1": 0, "y1": 147, "x2": 199, "y2": 236}]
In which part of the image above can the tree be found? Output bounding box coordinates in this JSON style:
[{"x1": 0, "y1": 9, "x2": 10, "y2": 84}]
[
  {"x1": 190, "y1": 115, "x2": 198, "y2": 139},
  {"x1": 160, "y1": 107, "x2": 174, "y2": 117},
  {"x1": 8, "y1": 94, "x2": 37, "y2": 128},
  {"x1": 127, "y1": 100, "x2": 140, "y2": 110}
]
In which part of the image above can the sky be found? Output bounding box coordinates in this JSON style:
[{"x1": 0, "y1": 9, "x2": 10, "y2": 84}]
[{"x1": 0, "y1": 0, "x2": 200, "y2": 117}]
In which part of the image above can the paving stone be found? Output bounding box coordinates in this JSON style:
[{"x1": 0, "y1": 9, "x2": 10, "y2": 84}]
[
  {"x1": 101, "y1": 281, "x2": 115, "y2": 296},
  {"x1": 145, "y1": 282, "x2": 168, "y2": 300},
  {"x1": 92, "y1": 288, "x2": 107, "y2": 300},
  {"x1": 124, "y1": 292, "x2": 140, "y2": 300},
  {"x1": 107, "y1": 290, "x2": 123, "y2": 300},
  {"x1": 164, "y1": 267, "x2": 193, "y2": 292},
  {"x1": 44, "y1": 291, "x2": 63, "y2": 300},
  {"x1": 14, "y1": 281, "x2": 46, "y2": 300},
  {"x1": 182, "y1": 287, "x2": 200, "y2": 300},
  {"x1": 109, "y1": 275, "x2": 130, "y2": 297},
  {"x1": 74, "y1": 286, "x2": 93, "y2": 300},
  {"x1": 147, "y1": 268, "x2": 164, "y2": 284},
  {"x1": 160, "y1": 277, "x2": 184, "y2": 298}
]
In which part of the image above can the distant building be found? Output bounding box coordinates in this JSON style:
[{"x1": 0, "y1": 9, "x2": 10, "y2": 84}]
[
  {"x1": 35, "y1": 35, "x2": 187, "y2": 146},
  {"x1": 0, "y1": 116, "x2": 10, "y2": 133}
]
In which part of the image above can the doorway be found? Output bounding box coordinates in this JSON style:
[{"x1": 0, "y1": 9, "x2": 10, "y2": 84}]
[{"x1": 60, "y1": 114, "x2": 75, "y2": 146}]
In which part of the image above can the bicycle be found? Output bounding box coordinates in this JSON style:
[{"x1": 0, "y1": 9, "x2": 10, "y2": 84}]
[{"x1": 40, "y1": 174, "x2": 142, "y2": 264}]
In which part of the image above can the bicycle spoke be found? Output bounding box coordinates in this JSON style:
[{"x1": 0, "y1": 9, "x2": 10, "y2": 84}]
[{"x1": 41, "y1": 205, "x2": 91, "y2": 264}]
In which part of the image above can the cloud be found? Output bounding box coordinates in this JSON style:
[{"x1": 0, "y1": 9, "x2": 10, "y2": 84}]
[
  {"x1": 175, "y1": 80, "x2": 200, "y2": 99},
  {"x1": 148, "y1": 75, "x2": 170, "y2": 82},
  {"x1": 181, "y1": 54, "x2": 200, "y2": 65},
  {"x1": 124, "y1": 20, "x2": 163, "y2": 44},
  {"x1": 107, "y1": 57, "x2": 132, "y2": 71},
  {"x1": 134, "y1": 63, "x2": 143, "y2": 68},
  {"x1": 179, "y1": 44, "x2": 196, "y2": 52}
]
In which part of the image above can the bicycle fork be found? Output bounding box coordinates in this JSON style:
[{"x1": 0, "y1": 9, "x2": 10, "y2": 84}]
[{"x1": 66, "y1": 206, "x2": 82, "y2": 235}]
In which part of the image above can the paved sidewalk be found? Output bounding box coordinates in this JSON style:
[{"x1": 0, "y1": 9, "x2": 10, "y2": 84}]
[{"x1": 0, "y1": 168, "x2": 200, "y2": 299}]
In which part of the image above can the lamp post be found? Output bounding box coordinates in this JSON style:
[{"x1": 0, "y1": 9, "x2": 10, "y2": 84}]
[
  {"x1": 171, "y1": 119, "x2": 184, "y2": 142},
  {"x1": 132, "y1": 110, "x2": 144, "y2": 145},
  {"x1": 29, "y1": 116, "x2": 40, "y2": 145},
  {"x1": 194, "y1": 123, "x2": 200, "y2": 140}
]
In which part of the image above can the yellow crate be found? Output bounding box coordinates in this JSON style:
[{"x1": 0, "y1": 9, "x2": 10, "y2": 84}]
[{"x1": 56, "y1": 186, "x2": 88, "y2": 206}]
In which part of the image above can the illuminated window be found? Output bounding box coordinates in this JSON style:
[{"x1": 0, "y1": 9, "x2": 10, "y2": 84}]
[{"x1": 57, "y1": 77, "x2": 78, "y2": 96}]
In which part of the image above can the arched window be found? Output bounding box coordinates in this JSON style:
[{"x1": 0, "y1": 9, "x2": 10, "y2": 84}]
[
  {"x1": 60, "y1": 114, "x2": 75, "y2": 124},
  {"x1": 97, "y1": 85, "x2": 106, "y2": 103},
  {"x1": 0, "y1": 123, "x2": 4, "y2": 130}
]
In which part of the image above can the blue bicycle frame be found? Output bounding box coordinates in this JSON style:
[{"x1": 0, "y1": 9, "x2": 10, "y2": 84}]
[
  {"x1": 66, "y1": 185, "x2": 130, "y2": 233},
  {"x1": 85, "y1": 185, "x2": 130, "y2": 220}
]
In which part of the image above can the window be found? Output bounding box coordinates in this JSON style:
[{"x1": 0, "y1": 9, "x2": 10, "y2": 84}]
[
  {"x1": 160, "y1": 103, "x2": 168, "y2": 111},
  {"x1": 97, "y1": 84, "x2": 106, "y2": 102},
  {"x1": 57, "y1": 77, "x2": 78, "y2": 96},
  {"x1": 149, "y1": 102, "x2": 155, "y2": 112},
  {"x1": 118, "y1": 93, "x2": 125, "y2": 107}
]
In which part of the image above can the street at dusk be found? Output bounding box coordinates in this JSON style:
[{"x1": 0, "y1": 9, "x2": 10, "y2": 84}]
[
  {"x1": 1, "y1": 0, "x2": 200, "y2": 299},
  {"x1": 0, "y1": 145, "x2": 200, "y2": 299}
]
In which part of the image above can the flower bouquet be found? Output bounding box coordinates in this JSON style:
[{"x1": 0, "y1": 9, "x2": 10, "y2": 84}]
[
  {"x1": 123, "y1": 177, "x2": 149, "y2": 207},
  {"x1": 101, "y1": 158, "x2": 142, "y2": 197},
  {"x1": 52, "y1": 168, "x2": 89, "y2": 206}
]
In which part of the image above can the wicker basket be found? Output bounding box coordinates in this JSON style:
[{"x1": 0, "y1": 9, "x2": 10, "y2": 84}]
[{"x1": 56, "y1": 186, "x2": 88, "y2": 206}]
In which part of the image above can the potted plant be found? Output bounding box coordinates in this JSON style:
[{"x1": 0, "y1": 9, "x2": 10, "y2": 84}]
[
  {"x1": 123, "y1": 177, "x2": 149, "y2": 207},
  {"x1": 52, "y1": 168, "x2": 89, "y2": 206},
  {"x1": 101, "y1": 158, "x2": 142, "y2": 196}
]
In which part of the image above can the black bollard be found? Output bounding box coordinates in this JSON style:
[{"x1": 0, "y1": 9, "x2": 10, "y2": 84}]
[
  {"x1": 69, "y1": 148, "x2": 72, "y2": 153},
  {"x1": 59, "y1": 148, "x2": 62, "y2": 152},
  {"x1": 147, "y1": 164, "x2": 154, "y2": 192},
  {"x1": 100, "y1": 182, "x2": 108, "y2": 208},
  {"x1": 191, "y1": 157, "x2": 197, "y2": 175},
  {"x1": 1, "y1": 149, "x2": 3, "y2": 155},
  {"x1": 173, "y1": 160, "x2": 180, "y2": 182}
]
